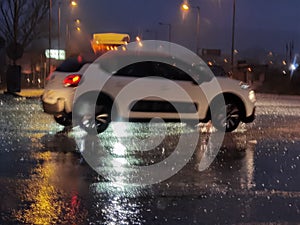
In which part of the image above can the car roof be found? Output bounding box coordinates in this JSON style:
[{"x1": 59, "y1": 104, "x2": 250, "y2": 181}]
[
  {"x1": 55, "y1": 56, "x2": 92, "y2": 72},
  {"x1": 95, "y1": 42, "x2": 214, "y2": 80}
]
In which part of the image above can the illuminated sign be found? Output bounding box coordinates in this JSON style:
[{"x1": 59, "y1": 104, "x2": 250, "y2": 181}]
[{"x1": 45, "y1": 49, "x2": 66, "y2": 60}]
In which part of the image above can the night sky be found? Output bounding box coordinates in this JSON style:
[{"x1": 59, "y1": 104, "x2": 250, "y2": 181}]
[{"x1": 65, "y1": 0, "x2": 300, "y2": 56}]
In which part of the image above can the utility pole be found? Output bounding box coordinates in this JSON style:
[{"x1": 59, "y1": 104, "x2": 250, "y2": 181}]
[
  {"x1": 48, "y1": 0, "x2": 52, "y2": 74},
  {"x1": 231, "y1": 0, "x2": 236, "y2": 69}
]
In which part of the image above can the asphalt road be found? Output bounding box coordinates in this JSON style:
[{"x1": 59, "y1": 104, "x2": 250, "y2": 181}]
[{"x1": 0, "y1": 93, "x2": 299, "y2": 225}]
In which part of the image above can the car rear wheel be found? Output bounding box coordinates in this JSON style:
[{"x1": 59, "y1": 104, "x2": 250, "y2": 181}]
[
  {"x1": 54, "y1": 113, "x2": 72, "y2": 127},
  {"x1": 211, "y1": 100, "x2": 241, "y2": 132},
  {"x1": 79, "y1": 104, "x2": 111, "y2": 134}
]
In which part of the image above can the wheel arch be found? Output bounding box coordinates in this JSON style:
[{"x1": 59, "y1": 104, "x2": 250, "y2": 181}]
[
  {"x1": 73, "y1": 91, "x2": 117, "y2": 118},
  {"x1": 206, "y1": 92, "x2": 247, "y2": 121}
]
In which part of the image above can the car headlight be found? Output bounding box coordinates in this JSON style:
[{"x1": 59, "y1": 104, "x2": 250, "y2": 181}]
[{"x1": 248, "y1": 90, "x2": 256, "y2": 103}]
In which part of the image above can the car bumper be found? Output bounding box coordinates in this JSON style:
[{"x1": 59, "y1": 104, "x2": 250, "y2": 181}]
[
  {"x1": 42, "y1": 88, "x2": 74, "y2": 114},
  {"x1": 42, "y1": 99, "x2": 65, "y2": 114}
]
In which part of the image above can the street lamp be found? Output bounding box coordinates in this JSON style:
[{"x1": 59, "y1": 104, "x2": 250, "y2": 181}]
[
  {"x1": 75, "y1": 19, "x2": 81, "y2": 32},
  {"x1": 75, "y1": 19, "x2": 80, "y2": 24},
  {"x1": 158, "y1": 22, "x2": 172, "y2": 42},
  {"x1": 181, "y1": 3, "x2": 189, "y2": 10},
  {"x1": 181, "y1": 3, "x2": 200, "y2": 55},
  {"x1": 70, "y1": 1, "x2": 78, "y2": 7}
]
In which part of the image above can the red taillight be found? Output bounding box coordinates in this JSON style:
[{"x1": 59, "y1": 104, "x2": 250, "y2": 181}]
[{"x1": 63, "y1": 74, "x2": 82, "y2": 87}]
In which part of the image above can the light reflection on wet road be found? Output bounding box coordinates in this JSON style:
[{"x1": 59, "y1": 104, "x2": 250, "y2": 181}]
[{"x1": 0, "y1": 93, "x2": 299, "y2": 224}]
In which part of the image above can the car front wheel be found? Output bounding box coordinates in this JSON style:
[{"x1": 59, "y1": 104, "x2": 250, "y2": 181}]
[{"x1": 211, "y1": 100, "x2": 241, "y2": 132}]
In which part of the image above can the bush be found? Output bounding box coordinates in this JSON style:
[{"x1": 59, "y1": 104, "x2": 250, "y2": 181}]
[{"x1": 257, "y1": 68, "x2": 300, "y2": 95}]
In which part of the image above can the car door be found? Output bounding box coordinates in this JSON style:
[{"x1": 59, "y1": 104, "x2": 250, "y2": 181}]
[
  {"x1": 104, "y1": 61, "x2": 206, "y2": 121},
  {"x1": 149, "y1": 61, "x2": 203, "y2": 120},
  {"x1": 104, "y1": 61, "x2": 169, "y2": 119}
]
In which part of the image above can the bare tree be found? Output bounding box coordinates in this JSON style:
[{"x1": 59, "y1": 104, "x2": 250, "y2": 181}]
[{"x1": 0, "y1": 0, "x2": 51, "y2": 63}]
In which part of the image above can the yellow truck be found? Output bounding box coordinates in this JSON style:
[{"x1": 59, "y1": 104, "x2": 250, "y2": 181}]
[{"x1": 91, "y1": 33, "x2": 130, "y2": 53}]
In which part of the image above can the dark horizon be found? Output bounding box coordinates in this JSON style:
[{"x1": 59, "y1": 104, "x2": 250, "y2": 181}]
[{"x1": 65, "y1": 0, "x2": 300, "y2": 55}]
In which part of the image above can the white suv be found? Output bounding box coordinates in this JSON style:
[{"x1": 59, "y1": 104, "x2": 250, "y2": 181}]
[{"x1": 42, "y1": 41, "x2": 256, "y2": 133}]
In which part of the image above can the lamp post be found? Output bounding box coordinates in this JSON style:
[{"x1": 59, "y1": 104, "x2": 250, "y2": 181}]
[
  {"x1": 181, "y1": 3, "x2": 200, "y2": 55},
  {"x1": 158, "y1": 22, "x2": 172, "y2": 42},
  {"x1": 58, "y1": 2, "x2": 61, "y2": 53},
  {"x1": 231, "y1": 0, "x2": 236, "y2": 68},
  {"x1": 66, "y1": 0, "x2": 78, "y2": 56},
  {"x1": 48, "y1": 0, "x2": 52, "y2": 74}
]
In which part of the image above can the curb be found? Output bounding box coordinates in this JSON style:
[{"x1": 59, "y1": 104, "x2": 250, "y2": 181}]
[{"x1": 1, "y1": 89, "x2": 44, "y2": 99}]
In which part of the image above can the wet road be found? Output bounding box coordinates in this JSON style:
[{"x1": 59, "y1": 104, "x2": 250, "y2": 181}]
[{"x1": 0, "y1": 93, "x2": 299, "y2": 225}]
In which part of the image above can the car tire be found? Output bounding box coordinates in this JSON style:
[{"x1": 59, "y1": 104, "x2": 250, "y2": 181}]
[
  {"x1": 211, "y1": 99, "x2": 241, "y2": 132},
  {"x1": 79, "y1": 102, "x2": 112, "y2": 134},
  {"x1": 54, "y1": 113, "x2": 72, "y2": 127}
]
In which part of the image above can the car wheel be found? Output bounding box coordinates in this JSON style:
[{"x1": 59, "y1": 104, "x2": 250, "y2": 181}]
[
  {"x1": 80, "y1": 104, "x2": 111, "y2": 134},
  {"x1": 211, "y1": 100, "x2": 241, "y2": 132},
  {"x1": 54, "y1": 113, "x2": 72, "y2": 126}
]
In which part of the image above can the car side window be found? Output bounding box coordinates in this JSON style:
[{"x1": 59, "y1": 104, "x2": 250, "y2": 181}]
[
  {"x1": 151, "y1": 62, "x2": 194, "y2": 82},
  {"x1": 55, "y1": 57, "x2": 87, "y2": 72},
  {"x1": 114, "y1": 61, "x2": 153, "y2": 77}
]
